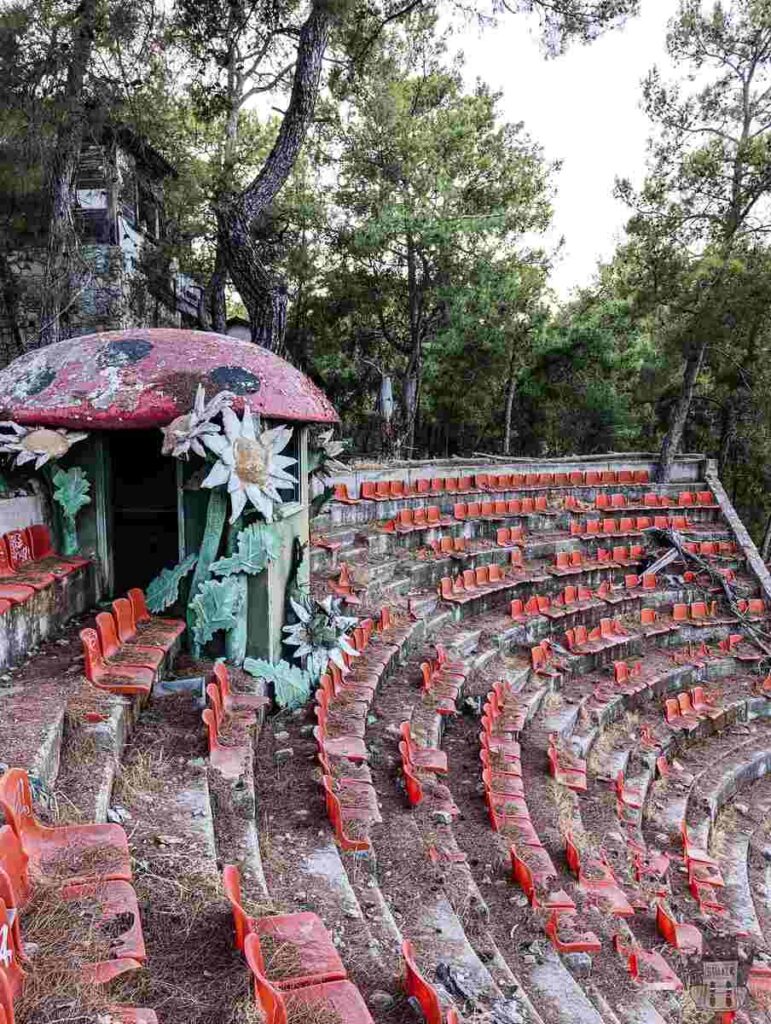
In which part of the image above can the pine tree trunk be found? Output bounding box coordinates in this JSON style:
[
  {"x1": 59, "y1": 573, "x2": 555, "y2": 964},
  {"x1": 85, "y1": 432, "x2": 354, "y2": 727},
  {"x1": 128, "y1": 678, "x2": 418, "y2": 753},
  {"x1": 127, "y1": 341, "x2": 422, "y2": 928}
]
[
  {"x1": 36, "y1": 0, "x2": 97, "y2": 349},
  {"x1": 217, "y1": 0, "x2": 331, "y2": 352},
  {"x1": 657, "y1": 342, "x2": 707, "y2": 484},
  {"x1": 761, "y1": 512, "x2": 771, "y2": 562}
]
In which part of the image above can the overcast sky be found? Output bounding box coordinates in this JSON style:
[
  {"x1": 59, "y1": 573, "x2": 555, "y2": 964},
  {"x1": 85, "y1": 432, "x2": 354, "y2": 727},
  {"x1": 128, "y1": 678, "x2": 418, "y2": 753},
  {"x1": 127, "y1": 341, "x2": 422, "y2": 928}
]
[{"x1": 459, "y1": 1, "x2": 675, "y2": 298}]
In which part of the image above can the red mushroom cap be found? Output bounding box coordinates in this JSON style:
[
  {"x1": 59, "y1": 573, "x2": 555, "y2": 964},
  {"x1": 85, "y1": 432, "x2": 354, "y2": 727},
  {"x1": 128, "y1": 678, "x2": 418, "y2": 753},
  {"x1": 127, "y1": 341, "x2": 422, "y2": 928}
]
[{"x1": 0, "y1": 328, "x2": 339, "y2": 429}]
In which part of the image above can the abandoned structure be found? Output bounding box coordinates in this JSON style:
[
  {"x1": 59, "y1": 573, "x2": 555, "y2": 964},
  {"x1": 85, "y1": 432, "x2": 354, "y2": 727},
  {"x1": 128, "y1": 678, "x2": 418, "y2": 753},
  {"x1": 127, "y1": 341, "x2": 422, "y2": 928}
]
[
  {"x1": 0, "y1": 126, "x2": 205, "y2": 357},
  {"x1": 0, "y1": 334, "x2": 769, "y2": 1022}
]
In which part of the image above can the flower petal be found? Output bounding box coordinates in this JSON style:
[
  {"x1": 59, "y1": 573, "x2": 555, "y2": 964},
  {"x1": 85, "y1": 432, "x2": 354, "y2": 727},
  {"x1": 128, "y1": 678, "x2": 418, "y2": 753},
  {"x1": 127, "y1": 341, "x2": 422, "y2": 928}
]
[
  {"x1": 240, "y1": 407, "x2": 256, "y2": 440},
  {"x1": 222, "y1": 406, "x2": 242, "y2": 444},
  {"x1": 201, "y1": 460, "x2": 230, "y2": 489},
  {"x1": 229, "y1": 487, "x2": 247, "y2": 523}
]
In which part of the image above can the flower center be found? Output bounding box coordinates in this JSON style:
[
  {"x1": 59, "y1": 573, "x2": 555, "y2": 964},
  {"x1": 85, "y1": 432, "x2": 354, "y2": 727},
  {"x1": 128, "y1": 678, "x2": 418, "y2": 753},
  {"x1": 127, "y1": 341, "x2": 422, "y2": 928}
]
[
  {"x1": 234, "y1": 437, "x2": 268, "y2": 486},
  {"x1": 23, "y1": 429, "x2": 70, "y2": 458}
]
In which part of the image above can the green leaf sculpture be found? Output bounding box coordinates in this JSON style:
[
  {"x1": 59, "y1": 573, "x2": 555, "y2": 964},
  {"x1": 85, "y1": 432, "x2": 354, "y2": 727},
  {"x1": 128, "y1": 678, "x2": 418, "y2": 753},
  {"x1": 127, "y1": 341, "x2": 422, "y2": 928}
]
[
  {"x1": 190, "y1": 578, "x2": 243, "y2": 646},
  {"x1": 210, "y1": 522, "x2": 282, "y2": 578},
  {"x1": 52, "y1": 466, "x2": 91, "y2": 555},
  {"x1": 146, "y1": 553, "x2": 198, "y2": 613},
  {"x1": 243, "y1": 657, "x2": 311, "y2": 710},
  {"x1": 53, "y1": 467, "x2": 91, "y2": 518}
]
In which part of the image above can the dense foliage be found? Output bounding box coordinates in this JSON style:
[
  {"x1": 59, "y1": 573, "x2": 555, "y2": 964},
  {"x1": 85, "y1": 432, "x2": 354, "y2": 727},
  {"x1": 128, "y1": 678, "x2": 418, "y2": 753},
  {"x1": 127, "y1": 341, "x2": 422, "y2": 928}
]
[{"x1": 6, "y1": 0, "x2": 771, "y2": 543}]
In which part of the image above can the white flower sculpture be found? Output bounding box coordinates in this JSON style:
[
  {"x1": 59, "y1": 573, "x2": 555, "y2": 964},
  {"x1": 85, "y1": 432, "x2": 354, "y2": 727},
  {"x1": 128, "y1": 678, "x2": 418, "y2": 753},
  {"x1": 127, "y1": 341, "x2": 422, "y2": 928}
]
[
  {"x1": 201, "y1": 405, "x2": 297, "y2": 523},
  {"x1": 315, "y1": 428, "x2": 348, "y2": 474},
  {"x1": 0, "y1": 422, "x2": 88, "y2": 469},
  {"x1": 283, "y1": 594, "x2": 359, "y2": 682},
  {"x1": 161, "y1": 385, "x2": 235, "y2": 459}
]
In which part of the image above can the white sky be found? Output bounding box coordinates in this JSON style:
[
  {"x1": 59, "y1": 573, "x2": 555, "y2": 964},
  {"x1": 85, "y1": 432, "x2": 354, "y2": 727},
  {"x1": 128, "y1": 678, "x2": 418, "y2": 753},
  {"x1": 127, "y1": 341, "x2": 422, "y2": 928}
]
[{"x1": 459, "y1": 0, "x2": 676, "y2": 298}]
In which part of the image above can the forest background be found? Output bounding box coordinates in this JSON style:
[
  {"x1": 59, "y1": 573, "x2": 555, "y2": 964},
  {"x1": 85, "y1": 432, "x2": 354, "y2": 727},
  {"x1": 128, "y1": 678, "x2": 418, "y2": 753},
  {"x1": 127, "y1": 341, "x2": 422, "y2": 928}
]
[{"x1": 3, "y1": 0, "x2": 771, "y2": 547}]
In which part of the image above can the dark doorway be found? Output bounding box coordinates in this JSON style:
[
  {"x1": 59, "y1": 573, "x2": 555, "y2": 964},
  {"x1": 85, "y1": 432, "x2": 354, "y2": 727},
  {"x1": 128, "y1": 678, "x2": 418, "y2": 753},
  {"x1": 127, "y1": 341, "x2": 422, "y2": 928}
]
[{"x1": 109, "y1": 431, "x2": 178, "y2": 596}]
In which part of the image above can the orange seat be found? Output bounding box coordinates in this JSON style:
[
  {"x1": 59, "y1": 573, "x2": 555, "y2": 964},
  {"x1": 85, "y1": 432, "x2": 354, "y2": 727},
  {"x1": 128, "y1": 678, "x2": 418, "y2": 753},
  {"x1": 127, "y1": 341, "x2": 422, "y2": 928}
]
[
  {"x1": 655, "y1": 901, "x2": 702, "y2": 955},
  {"x1": 402, "y1": 939, "x2": 448, "y2": 1024},
  {"x1": 245, "y1": 933, "x2": 375, "y2": 1024},
  {"x1": 203, "y1": 705, "x2": 249, "y2": 780},
  {"x1": 399, "y1": 722, "x2": 447, "y2": 773},
  {"x1": 27, "y1": 523, "x2": 89, "y2": 575},
  {"x1": 80, "y1": 628, "x2": 154, "y2": 696},
  {"x1": 333, "y1": 483, "x2": 359, "y2": 504},
  {"x1": 127, "y1": 587, "x2": 185, "y2": 644},
  {"x1": 0, "y1": 768, "x2": 132, "y2": 887},
  {"x1": 224, "y1": 864, "x2": 346, "y2": 985},
  {"x1": 213, "y1": 662, "x2": 269, "y2": 715},
  {"x1": 95, "y1": 611, "x2": 164, "y2": 673}
]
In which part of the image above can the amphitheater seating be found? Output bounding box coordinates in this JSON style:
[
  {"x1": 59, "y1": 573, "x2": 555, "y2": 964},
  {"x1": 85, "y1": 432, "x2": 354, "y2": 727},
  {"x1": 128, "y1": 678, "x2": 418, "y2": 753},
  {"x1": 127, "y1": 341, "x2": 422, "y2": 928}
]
[
  {"x1": 547, "y1": 736, "x2": 587, "y2": 791},
  {"x1": 95, "y1": 611, "x2": 165, "y2": 673},
  {"x1": 127, "y1": 588, "x2": 186, "y2": 644},
  {"x1": 203, "y1": 685, "x2": 251, "y2": 779},
  {"x1": 212, "y1": 662, "x2": 269, "y2": 715},
  {"x1": 400, "y1": 721, "x2": 447, "y2": 773},
  {"x1": 564, "y1": 834, "x2": 633, "y2": 915},
  {"x1": 26, "y1": 523, "x2": 89, "y2": 575},
  {"x1": 402, "y1": 939, "x2": 459, "y2": 1024},
  {"x1": 655, "y1": 901, "x2": 702, "y2": 955}
]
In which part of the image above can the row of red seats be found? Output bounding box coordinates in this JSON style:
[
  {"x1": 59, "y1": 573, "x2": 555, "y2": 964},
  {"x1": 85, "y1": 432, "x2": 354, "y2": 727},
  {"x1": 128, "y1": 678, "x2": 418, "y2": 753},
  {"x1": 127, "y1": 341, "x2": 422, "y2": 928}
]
[
  {"x1": 593, "y1": 490, "x2": 714, "y2": 510},
  {"x1": 570, "y1": 514, "x2": 691, "y2": 536},
  {"x1": 225, "y1": 865, "x2": 461, "y2": 1024},
  {"x1": 455, "y1": 497, "x2": 548, "y2": 519},
  {"x1": 80, "y1": 587, "x2": 185, "y2": 698},
  {"x1": 311, "y1": 611, "x2": 411, "y2": 849},
  {"x1": 511, "y1": 585, "x2": 595, "y2": 622},
  {"x1": 564, "y1": 832, "x2": 632, "y2": 915},
  {"x1": 0, "y1": 767, "x2": 155, "y2": 1021},
  {"x1": 664, "y1": 688, "x2": 723, "y2": 732},
  {"x1": 438, "y1": 563, "x2": 512, "y2": 603},
  {"x1": 334, "y1": 468, "x2": 652, "y2": 503},
  {"x1": 684, "y1": 539, "x2": 738, "y2": 558},
  {"x1": 0, "y1": 524, "x2": 89, "y2": 612},
  {"x1": 480, "y1": 684, "x2": 604, "y2": 953},
  {"x1": 564, "y1": 618, "x2": 631, "y2": 655},
  {"x1": 552, "y1": 546, "x2": 644, "y2": 574},
  {"x1": 202, "y1": 663, "x2": 266, "y2": 779}
]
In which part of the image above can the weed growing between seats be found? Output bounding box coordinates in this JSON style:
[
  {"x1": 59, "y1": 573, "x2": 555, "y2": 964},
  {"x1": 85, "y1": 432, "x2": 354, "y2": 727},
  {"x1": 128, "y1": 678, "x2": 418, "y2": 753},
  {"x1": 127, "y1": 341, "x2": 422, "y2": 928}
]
[{"x1": 43, "y1": 843, "x2": 126, "y2": 881}]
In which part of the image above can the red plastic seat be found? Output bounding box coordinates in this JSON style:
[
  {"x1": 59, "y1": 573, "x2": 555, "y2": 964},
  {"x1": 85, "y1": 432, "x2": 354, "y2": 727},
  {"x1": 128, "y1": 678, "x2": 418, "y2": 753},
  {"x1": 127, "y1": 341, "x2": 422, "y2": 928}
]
[
  {"x1": 224, "y1": 864, "x2": 346, "y2": 986},
  {"x1": 80, "y1": 628, "x2": 153, "y2": 696},
  {"x1": 399, "y1": 722, "x2": 447, "y2": 773},
  {"x1": 95, "y1": 612, "x2": 164, "y2": 673},
  {"x1": 127, "y1": 587, "x2": 186, "y2": 644},
  {"x1": 26, "y1": 524, "x2": 89, "y2": 575},
  {"x1": 333, "y1": 483, "x2": 359, "y2": 504},
  {"x1": 2, "y1": 531, "x2": 56, "y2": 590},
  {"x1": 245, "y1": 933, "x2": 375, "y2": 1024},
  {"x1": 202, "y1": 707, "x2": 249, "y2": 779},
  {"x1": 0, "y1": 768, "x2": 131, "y2": 886},
  {"x1": 213, "y1": 662, "x2": 269, "y2": 715},
  {"x1": 655, "y1": 901, "x2": 702, "y2": 955},
  {"x1": 544, "y1": 912, "x2": 601, "y2": 954}
]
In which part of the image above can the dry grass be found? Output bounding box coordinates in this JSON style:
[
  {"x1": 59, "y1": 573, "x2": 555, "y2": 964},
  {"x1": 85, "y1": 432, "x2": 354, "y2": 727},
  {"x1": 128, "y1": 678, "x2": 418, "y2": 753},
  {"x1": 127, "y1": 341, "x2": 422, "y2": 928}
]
[
  {"x1": 678, "y1": 991, "x2": 715, "y2": 1024},
  {"x1": 114, "y1": 749, "x2": 166, "y2": 802},
  {"x1": 16, "y1": 882, "x2": 115, "y2": 1024},
  {"x1": 711, "y1": 806, "x2": 739, "y2": 860},
  {"x1": 546, "y1": 778, "x2": 578, "y2": 836}
]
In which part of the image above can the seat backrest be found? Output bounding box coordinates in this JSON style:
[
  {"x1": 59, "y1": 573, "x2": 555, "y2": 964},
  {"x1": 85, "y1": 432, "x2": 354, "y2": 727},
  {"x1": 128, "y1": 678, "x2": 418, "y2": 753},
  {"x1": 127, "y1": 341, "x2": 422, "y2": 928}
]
[
  {"x1": 80, "y1": 627, "x2": 106, "y2": 681},
  {"x1": 611, "y1": 493, "x2": 625, "y2": 508},
  {"x1": 222, "y1": 864, "x2": 254, "y2": 953},
  {"x1": 0, "y1": 770, "x2": 36, "y2": 842},
  {"x1": 678, "y1": 492, "x2": 694, "y2": 506},
  {"x1": 586, "y1": 520, "x2": 600, "y2": 535},
  {"x1": 641, "y1": 607, "x2": 655, "y2": 625},
  {"x1": 475, "y1": 566, "x2": 489, "y2": 586},
  {"x1": 613, "y1": 547, "x2": 628, "y2": 562},
  {"x1": 642, "y1": 573, "x2": 656, "y2": 589},
  {"x1": 202, "y1": 708, "x2": 220, "y2": 752},
  {"x1": 467, "y1": 502, "x2": 481, "y2": 518},
  {"x1": 535, "y1": 496, "x2": 547, "y2": 511},
  {"x1": 521, "y1": 498, "x2": 534, "y2": 514},
  {"x1": 3, "y1": 532, "x2": 32, "y2": 572},
  {"x1": 398, "y1": 508, "x2": 413, "y2": 526},
  {"x1": 602, "y1": 518, "x2": 616, "y2": 534},
  {"x1": 427, "y1": 506, "x2": 440, "y2": 524},
  {"x1": 27, "y1": 524, "x2": 53, "y2": 561},
  {"x1": 569, "y1": 471, "x2": 584, "y2": 485},
  {"x1": 414, "y1": 508, "x2": 427, "y2": 526},
  {"x1": 402, "y1": 939, "x2": 443, "y2": 1024},
  {"x1": 462, "y1": 569, "x2": 475, "y2": 589},
  {"x1": 454, "y1": 502, "x2": 467, "y2": 520},
  {"x1": 128, "y1": 588, "x2": 151, "y2": 624},
  {"x1": 614, "y1": 661, "x2": 629, "y2": 683},
  {"x1": 401, "y1": 753, "x2": 423, "y2": 806},
  {"x1": 245, "y1": 934, "x2": 286, "y2": 1024},
  {"x1": 213, "y1": 661, "x2": 231, "y2": 698},
  {"x1": 430, "y1": 477, "x2": 443, "y2": 493},
  {"x1": 112, "y1": 597, "x2": 138, "y2": 645},
  {"x1": 497, "y1": 528, "x2": 509, "y2": 546},
  {"x1": 672, "y1": 604, "x2": 688, "y2": 622},
  {"x1": 95, "y1": 612, "x2": 121, "y2": 658},
  {"x1": 206, "y1": 683, "x2": 225, "y2": 729},
  {"x1": 564, "y1": 833, "x2": 580, "y2": 876},
  {"x1": 664, "y1": 698, "x2": 680, "y2": 722},
  {"x1": 596, "y1": 493, "x2": 609, "y2": 509},
  {"x1": 510, "y1": 599, "x2": 524, "y2": 619},
  {"x1": 624, "y1": 574, "x2": 639, "y2": 590},
  {"x1": 531, "y1": 646, "x2": 545, "y2": 670},
  {"x1": 0, "y1": 897, "x2": 23, "y2": 1009},
  {"x1": 618, "y1": 470, "x2": 633, "y2": 484},
  {"x1": 510, "y1": 549, "x2": 523, "y2": 569},
  {"x1": 569, "y1": 551, "x2": 582, "y2": 567},
  {"x1": 555, "y1": 552, "x2": 569, "y2": 569},
  {"x1": 619, "y1": 517, "x2": 634, "y2": 532}
]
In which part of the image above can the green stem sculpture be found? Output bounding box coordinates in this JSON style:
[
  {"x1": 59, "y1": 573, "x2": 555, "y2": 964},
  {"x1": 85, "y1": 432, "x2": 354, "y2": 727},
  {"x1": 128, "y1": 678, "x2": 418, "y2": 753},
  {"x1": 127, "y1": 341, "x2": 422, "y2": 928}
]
[
  {"x1": 187, "y1": 488, "x2": 228, "y2": 657},
  {"x1": 224, "y1": 515, "x2": 248, "y2": 667}
]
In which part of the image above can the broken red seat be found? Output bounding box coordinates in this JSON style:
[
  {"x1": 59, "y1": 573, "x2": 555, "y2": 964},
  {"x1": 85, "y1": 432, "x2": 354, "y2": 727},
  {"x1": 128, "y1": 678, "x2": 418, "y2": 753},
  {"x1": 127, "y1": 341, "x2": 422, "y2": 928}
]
[
  {"x1": 0, "y1": 896, "x2": 24, "y2": 999},
  {"x1": 402, "y1": 939, "x2": 459, "y2": 1024},
  {"x1": 246, "y1": 933, "x2": 375, "y2": 1023},
  {"x1": 510, "y1": 846, "x2": 559, "y2": 904},
  {"x1": 614, "y1": 770, "x2": 643, "y2": 810},
  {"x1": 321, "y1": 777, "x2": 373, "y2": 852},
  {"x1": 399, "y1": 722, "x2": 447, "y2": 773},
  {"x1": 0, "y1": 535, "x2": 53, "y2": 592},
  {"x1": 223, "y1": 865, "x2": 346, "y2": 986},
  {"x1": 655, "y1": 901, "x2": 702, "y2": 955},
  {"x1": 613, "y1": 934, "x2": 682, "y2": 992},
  {"x1": 26, "y1": 523, "x2": 89, "y2": 576},
  {"x1": 565, "y1": 834, "x2": 633, "y2": 916},
  {"x1": 127, "y1": 587, "x2": 186, "y2": 645},
  {"x1": 400, "y1": 754, "x2": 458, "y2": 817},
  {"x1": 0, "y1": 769, "x2": 132, "y2": 886},
  {"x1": 80, "y1": 628, "x2": 153, "y2": 697},
  {"x1": 544, "y1": 912, "x2": 601, "y2": 954},
  {"x1": 480, "y1": 732, "x2": 521, "y2": 770},
  {"x1": 313, "y1": 721, "x2": 368, "y2": 765},
  {"x1": 719, "y1": 633, "x2": 764, "y2": 662},
  {"x1": 95, "y1": 612, "x2": 164, "y2": 674},
  {"x1": 547, "y1": 737, "x2": 587, "y2": 792},
  {"x1": 681, "y1": 822, "x2": 724, "y2": 887},
  {"x1": 482, "y1": 767, "x2": 524, "y2": 799}
]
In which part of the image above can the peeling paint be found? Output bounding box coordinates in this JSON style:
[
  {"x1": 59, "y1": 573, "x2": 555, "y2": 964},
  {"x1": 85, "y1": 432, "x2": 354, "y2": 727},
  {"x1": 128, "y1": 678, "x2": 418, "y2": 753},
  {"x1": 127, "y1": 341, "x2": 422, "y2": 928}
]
[{"x1": 0, "y1": 328, "x2": 338, "y2": 428}]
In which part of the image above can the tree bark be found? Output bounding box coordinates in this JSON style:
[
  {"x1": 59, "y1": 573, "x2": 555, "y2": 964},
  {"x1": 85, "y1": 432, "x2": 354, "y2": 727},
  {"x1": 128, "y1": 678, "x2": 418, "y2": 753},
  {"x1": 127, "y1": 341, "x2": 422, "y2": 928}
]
[
  {"x1": 718, "y1": 397, "x2": 737, "y2": 479},
  {"x1": 0, "y1": 253, "x2": 25, "y2": 365},
  {"x1": 401, "y1": 230, "x2": 422, "y2": 455},
  {"x1": 656, "y1": 341, "x2": 707, "y2": 484},
  {"x1": 217, "y1": 0, "x2": 331, "y2": 351},
  {"x1": 760, "y1": 512, "x2": 771, "y2": 562},
  {"x1": 36, "y1": 0, "x2": 97, "y2": 349}
]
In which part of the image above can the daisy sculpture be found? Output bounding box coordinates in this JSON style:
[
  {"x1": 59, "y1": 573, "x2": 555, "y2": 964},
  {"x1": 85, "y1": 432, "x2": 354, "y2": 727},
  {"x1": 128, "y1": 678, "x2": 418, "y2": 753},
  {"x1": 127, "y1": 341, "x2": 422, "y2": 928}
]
[{"x1": 201, "y1": 406, "x2": 298, "y2": 523}]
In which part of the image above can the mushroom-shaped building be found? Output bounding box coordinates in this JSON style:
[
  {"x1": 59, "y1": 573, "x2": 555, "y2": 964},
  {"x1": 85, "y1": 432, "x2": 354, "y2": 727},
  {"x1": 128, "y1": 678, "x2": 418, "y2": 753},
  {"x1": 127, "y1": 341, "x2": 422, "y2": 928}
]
[{"x1": 0, "y1": 328, "x2": 339, "y2": 661}]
